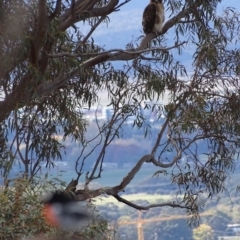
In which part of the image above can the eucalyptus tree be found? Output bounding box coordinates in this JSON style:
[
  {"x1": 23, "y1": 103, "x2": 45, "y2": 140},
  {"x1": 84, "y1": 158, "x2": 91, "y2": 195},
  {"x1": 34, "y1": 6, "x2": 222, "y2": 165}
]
[{"x1": 0, "y1": 0, "x2": 240, "y2": 221}]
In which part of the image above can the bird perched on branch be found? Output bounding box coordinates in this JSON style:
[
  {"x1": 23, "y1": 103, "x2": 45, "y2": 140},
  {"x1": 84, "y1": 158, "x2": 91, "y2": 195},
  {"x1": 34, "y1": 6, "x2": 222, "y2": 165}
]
[
  {"x1": 142, "y1": 0, "x2": 165, "y2": 35},
  {"x1": 42, "y1": 191, "x2": 92, "y2": 231}
]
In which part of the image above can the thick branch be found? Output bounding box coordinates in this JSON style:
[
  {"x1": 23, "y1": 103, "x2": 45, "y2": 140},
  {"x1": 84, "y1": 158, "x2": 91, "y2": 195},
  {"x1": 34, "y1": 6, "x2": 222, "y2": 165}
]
[
  {"x1": 117, "y1": 154, "x2": 153, "y2": 190},
  {"x1": 75, "y1": 154, "x2": 153, "y2": 201},
  {"x1": 59, "y1": 0, "x2": 119, "y2": 31},
  {"x1": 31, "y1": 0, "x2": 48, "y2": 65},
  {"x1": 50, "y1": 41, "x2": 187, "y2": 58}
]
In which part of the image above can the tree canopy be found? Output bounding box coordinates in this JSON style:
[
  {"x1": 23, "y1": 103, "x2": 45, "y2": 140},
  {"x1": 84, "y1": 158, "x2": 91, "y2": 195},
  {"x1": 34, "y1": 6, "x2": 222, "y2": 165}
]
[{"x1": 1, "y1": 0, "x2": 240, "y2": 223}]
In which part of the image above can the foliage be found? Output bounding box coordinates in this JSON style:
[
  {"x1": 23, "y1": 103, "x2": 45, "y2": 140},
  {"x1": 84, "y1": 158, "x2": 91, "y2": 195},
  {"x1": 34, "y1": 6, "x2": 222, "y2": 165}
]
[
  {"x1": 0, "y1": 0, "x2": 240, "y2": 229},
  {"x1": 0, "y1": 176, "x2": 113, "y2": 240},
  {"x1": 0, "y1": 177, "x2": 59, "y2": 239},
  {"x1": 193, "y1": 224, "x2": 214, "y2": 240}
]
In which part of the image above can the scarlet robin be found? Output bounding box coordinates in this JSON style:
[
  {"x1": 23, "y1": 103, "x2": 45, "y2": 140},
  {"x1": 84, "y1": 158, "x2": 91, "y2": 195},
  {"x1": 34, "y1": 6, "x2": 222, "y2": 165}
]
[{"x1": 42, "y1": 191, "x2": 92, "y2": 231}]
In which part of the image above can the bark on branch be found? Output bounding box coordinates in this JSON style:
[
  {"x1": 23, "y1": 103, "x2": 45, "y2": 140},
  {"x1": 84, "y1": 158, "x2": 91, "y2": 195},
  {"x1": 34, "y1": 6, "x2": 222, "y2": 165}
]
[
  {"x1": 74, "y1": 154, "x2": 153, "y2": 200},
  {"x1": 49, "y1": 41, "x2": 187, "y2": 58},
  {"x1": 31, "y1": 0, "x2": 48, "y2": 66},
  {"x1": 59, "y1": 0, "x2": 119, "y2": 31}
]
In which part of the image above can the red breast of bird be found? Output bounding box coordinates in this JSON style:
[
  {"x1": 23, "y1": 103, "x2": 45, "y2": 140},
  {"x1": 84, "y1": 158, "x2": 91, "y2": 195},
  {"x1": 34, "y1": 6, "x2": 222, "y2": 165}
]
[{"x1": 42, "y1": 192, "x2": 93, "y2": 231}]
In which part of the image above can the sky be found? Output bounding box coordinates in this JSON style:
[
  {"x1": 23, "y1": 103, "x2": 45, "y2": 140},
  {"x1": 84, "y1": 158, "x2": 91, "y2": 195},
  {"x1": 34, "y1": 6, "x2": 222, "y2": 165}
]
[{"x1": 79, "y1": 0, "x2": 240, "y2": 106}]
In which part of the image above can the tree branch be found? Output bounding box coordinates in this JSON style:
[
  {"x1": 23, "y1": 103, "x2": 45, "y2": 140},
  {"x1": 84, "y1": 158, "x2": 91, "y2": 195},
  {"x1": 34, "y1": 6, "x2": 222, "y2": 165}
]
[
  {"x1": 114, "y1": 0, "x2": 131, "y2": 11},
  {"x1": 49, "y1": 41, "x2": 187, "y2": 58},
  {"x1": 49, "y1": 0, "x2": 61, "y2": 20},
  {"x1": 74, "y1": 16, "x2": 106, "y2": 52},
  {"x1": 31, "y1": 0, "x2": 48, "y2": 66},
  {"x1": 118, "y1": 154, "x2": 153, "y2": 190},
  {"x1": 113, "y1": 194, "x2": 191, "y2": 211},
  {"x1": 75, "y1": 154, "x2": 154, "y2": 201},
  {"x1": 59, "y1": 0, "x2": 119, "y2": 31}
]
